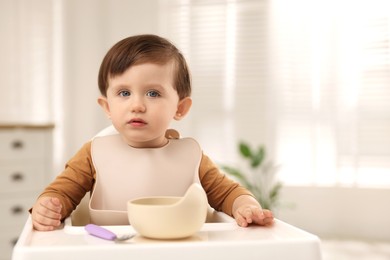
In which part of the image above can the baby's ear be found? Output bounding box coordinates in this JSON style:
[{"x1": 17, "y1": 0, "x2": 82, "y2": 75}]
[
  {"x1": 97, "y1": 96, "x2": 111, "y2": 119},
  {"x1": 174, "y1": 97, "x2": 192, "y2": 120}
]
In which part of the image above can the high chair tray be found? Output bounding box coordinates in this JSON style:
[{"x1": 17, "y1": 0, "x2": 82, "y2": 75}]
[{"x1": 13, "y1": 213, "x2": 322, "y2": 260}]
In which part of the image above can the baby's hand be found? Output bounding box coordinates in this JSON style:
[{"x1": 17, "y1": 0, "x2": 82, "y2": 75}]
[
  {"x1": 31, "y1": 197, "x2": 63, "y2": 231},
  {"x1": 232, "y1": 195, "x2": 274, "y2": 227},
  {"x1": 234, "y1": 205, "x2": 274, "y2": 227}
]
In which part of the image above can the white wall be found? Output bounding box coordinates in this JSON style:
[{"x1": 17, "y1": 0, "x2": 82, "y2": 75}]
[{"x1": 277, "y1": 186, "x2": 390, "y2": 241}]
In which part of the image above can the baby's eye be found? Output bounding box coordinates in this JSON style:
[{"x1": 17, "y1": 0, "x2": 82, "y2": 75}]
[
  {"x1": 146, "y1": 90, "x2": 161, "y2": 98},
  {"x1": 119, "y1": 90, "x2": 130, "y2": 97}
]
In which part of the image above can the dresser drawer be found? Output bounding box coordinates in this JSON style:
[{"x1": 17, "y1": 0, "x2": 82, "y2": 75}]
[
  {"x1": 0, "y1": 130, "x2": 48, "y2": 160},
  {"x1": 0, "y1": 197, "x2": 35, "y2": 228},
  {"x1": 0, "y1": 162, "x2": 46, "y2": 193},
  {"x1": 1, "y1": 228, "x2": 22, "y2": 260}
]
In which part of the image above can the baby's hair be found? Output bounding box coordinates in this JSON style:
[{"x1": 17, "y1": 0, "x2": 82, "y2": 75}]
[{"x1": 98, "y1": 34, "x2": 191, "y2": 100}]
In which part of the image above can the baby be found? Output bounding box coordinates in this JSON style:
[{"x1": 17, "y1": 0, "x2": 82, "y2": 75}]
[{"x1": 31, "y1": 34, "x2": 274, "y2": 231}]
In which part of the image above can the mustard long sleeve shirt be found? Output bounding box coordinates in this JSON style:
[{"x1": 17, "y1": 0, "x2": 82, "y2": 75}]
[{"x1": 36, "y1": 141, "x2": 253, "y2": 220}]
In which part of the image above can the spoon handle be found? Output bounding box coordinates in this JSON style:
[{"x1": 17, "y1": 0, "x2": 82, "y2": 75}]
[{"x1": 85, "y1": 224, "x2": 117, "y2": 240}]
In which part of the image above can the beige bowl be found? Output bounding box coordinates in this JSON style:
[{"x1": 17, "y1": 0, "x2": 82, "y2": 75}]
[{"x1": 127, "y1": 183, "x2": 208, "y2": 239}]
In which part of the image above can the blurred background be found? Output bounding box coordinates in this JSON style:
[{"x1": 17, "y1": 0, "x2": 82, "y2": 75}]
[{"x1": 1, "y1": 0, "x2": 389, "y2": 259}]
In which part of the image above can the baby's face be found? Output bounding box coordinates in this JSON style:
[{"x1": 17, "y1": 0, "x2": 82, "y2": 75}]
[{"x1": 100, "y1": 61, "x2": 182, "y2": 148}]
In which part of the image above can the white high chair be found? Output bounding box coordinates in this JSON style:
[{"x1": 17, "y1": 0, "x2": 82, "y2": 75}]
[{"x1": 14, "y1": 126, "x2": 322, "y2": 260}]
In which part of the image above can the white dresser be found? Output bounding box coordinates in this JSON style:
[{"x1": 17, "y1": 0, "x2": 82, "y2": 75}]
[{"x1": 0, "y1": 124, "x2": 53, "y2": 260}]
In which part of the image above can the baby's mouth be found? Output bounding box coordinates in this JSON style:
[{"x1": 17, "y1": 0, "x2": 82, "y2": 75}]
[{"x1": 128, "y1": 118, "x2": 147, "y2": 126}]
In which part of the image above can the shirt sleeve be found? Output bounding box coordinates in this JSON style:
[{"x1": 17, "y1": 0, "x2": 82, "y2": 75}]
[
  {"x1": 32, "y1": 141, "x2": 96, "y2": 220},
  {"x1": 199, "y1": 153, "x2": 254, "y2": 216}
]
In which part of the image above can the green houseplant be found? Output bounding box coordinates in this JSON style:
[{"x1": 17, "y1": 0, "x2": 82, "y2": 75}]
[{"x1": 221, "y1": 141, "x2": 282, "y2": 211}]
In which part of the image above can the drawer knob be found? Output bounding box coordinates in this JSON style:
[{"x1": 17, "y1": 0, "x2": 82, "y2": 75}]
[
  {"x1": 11, "y1": 172, "x2": 24, "y2": 182},
  {"x1": 11, "y1": 237, "x2": 19, "y2": 246},
  {"x1": 11, "y1": 206, "x2": 24, "y2": 215},
  {"x1": 11, "y1": 140, "x2": 24, "y2": 149}
]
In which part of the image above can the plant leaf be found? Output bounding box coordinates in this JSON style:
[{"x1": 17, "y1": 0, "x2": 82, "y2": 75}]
[
  {"x1": 251, "y1": 155, "x2": 261, "y2": 168},
  {"x1": 239, "y1": 142, "x2": 252, "y2": 158},
  {"x1": 251, "y1": 146, "x2": 265, "y2": 168},
  {"x1": 258, "y1": 145, "x2": 265, "y2": 160},
  {"x1": 269, "y1": 182, "x2": 282, "y2": 202}
]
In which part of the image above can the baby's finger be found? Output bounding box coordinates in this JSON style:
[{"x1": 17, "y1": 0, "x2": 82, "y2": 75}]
[
  {"x1": 241, "y1": 207, "x2": 255, "y2": 223},
  {"x1": 34, "y1": 206, "x2": 62, "y2": 224},
  {"x1": 51, "y1": 197, "x2": 61, "y2": 206},
  {"x1": 251, "y1": 207, "x2": 265, "y2": 220},
  {"x1": 263, "y1": 209, "x2": 273, "y2": 218},
  {"x1": 32, "y1": 210, "x2": 62, "y2": 231},
  {"x1": 235, "y1": 211, "x2": 249, "y2": 227},
  {"x1": 41, "y1": 197, "x2": 62, "y2": 213},
  {"x1": 36, "y1": 198, "x2": 62, "y2": 222},
  {"x1": 253, "y1": 210, "x2": 274, "y2": 226},
  {"x1": 32, "y1": 219, "x2": 56, "y2": 231},
  {"x1": 263, "y1": 210, "x2": 274, "y2": 225}
]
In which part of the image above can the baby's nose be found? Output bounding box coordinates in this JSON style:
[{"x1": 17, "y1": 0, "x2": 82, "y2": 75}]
[{"x1": 130, "y1": 98, "x2": 146, "y2": 113}]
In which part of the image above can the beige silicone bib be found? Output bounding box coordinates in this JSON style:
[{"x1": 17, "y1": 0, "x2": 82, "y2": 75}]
[{"x1": 89, "y1": 133, "x2": 202, "y2": 225}]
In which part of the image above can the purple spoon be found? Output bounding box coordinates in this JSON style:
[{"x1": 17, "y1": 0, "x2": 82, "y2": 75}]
[{"x1": 85, "y1": 224, "x2": 134, "y2": 241}]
